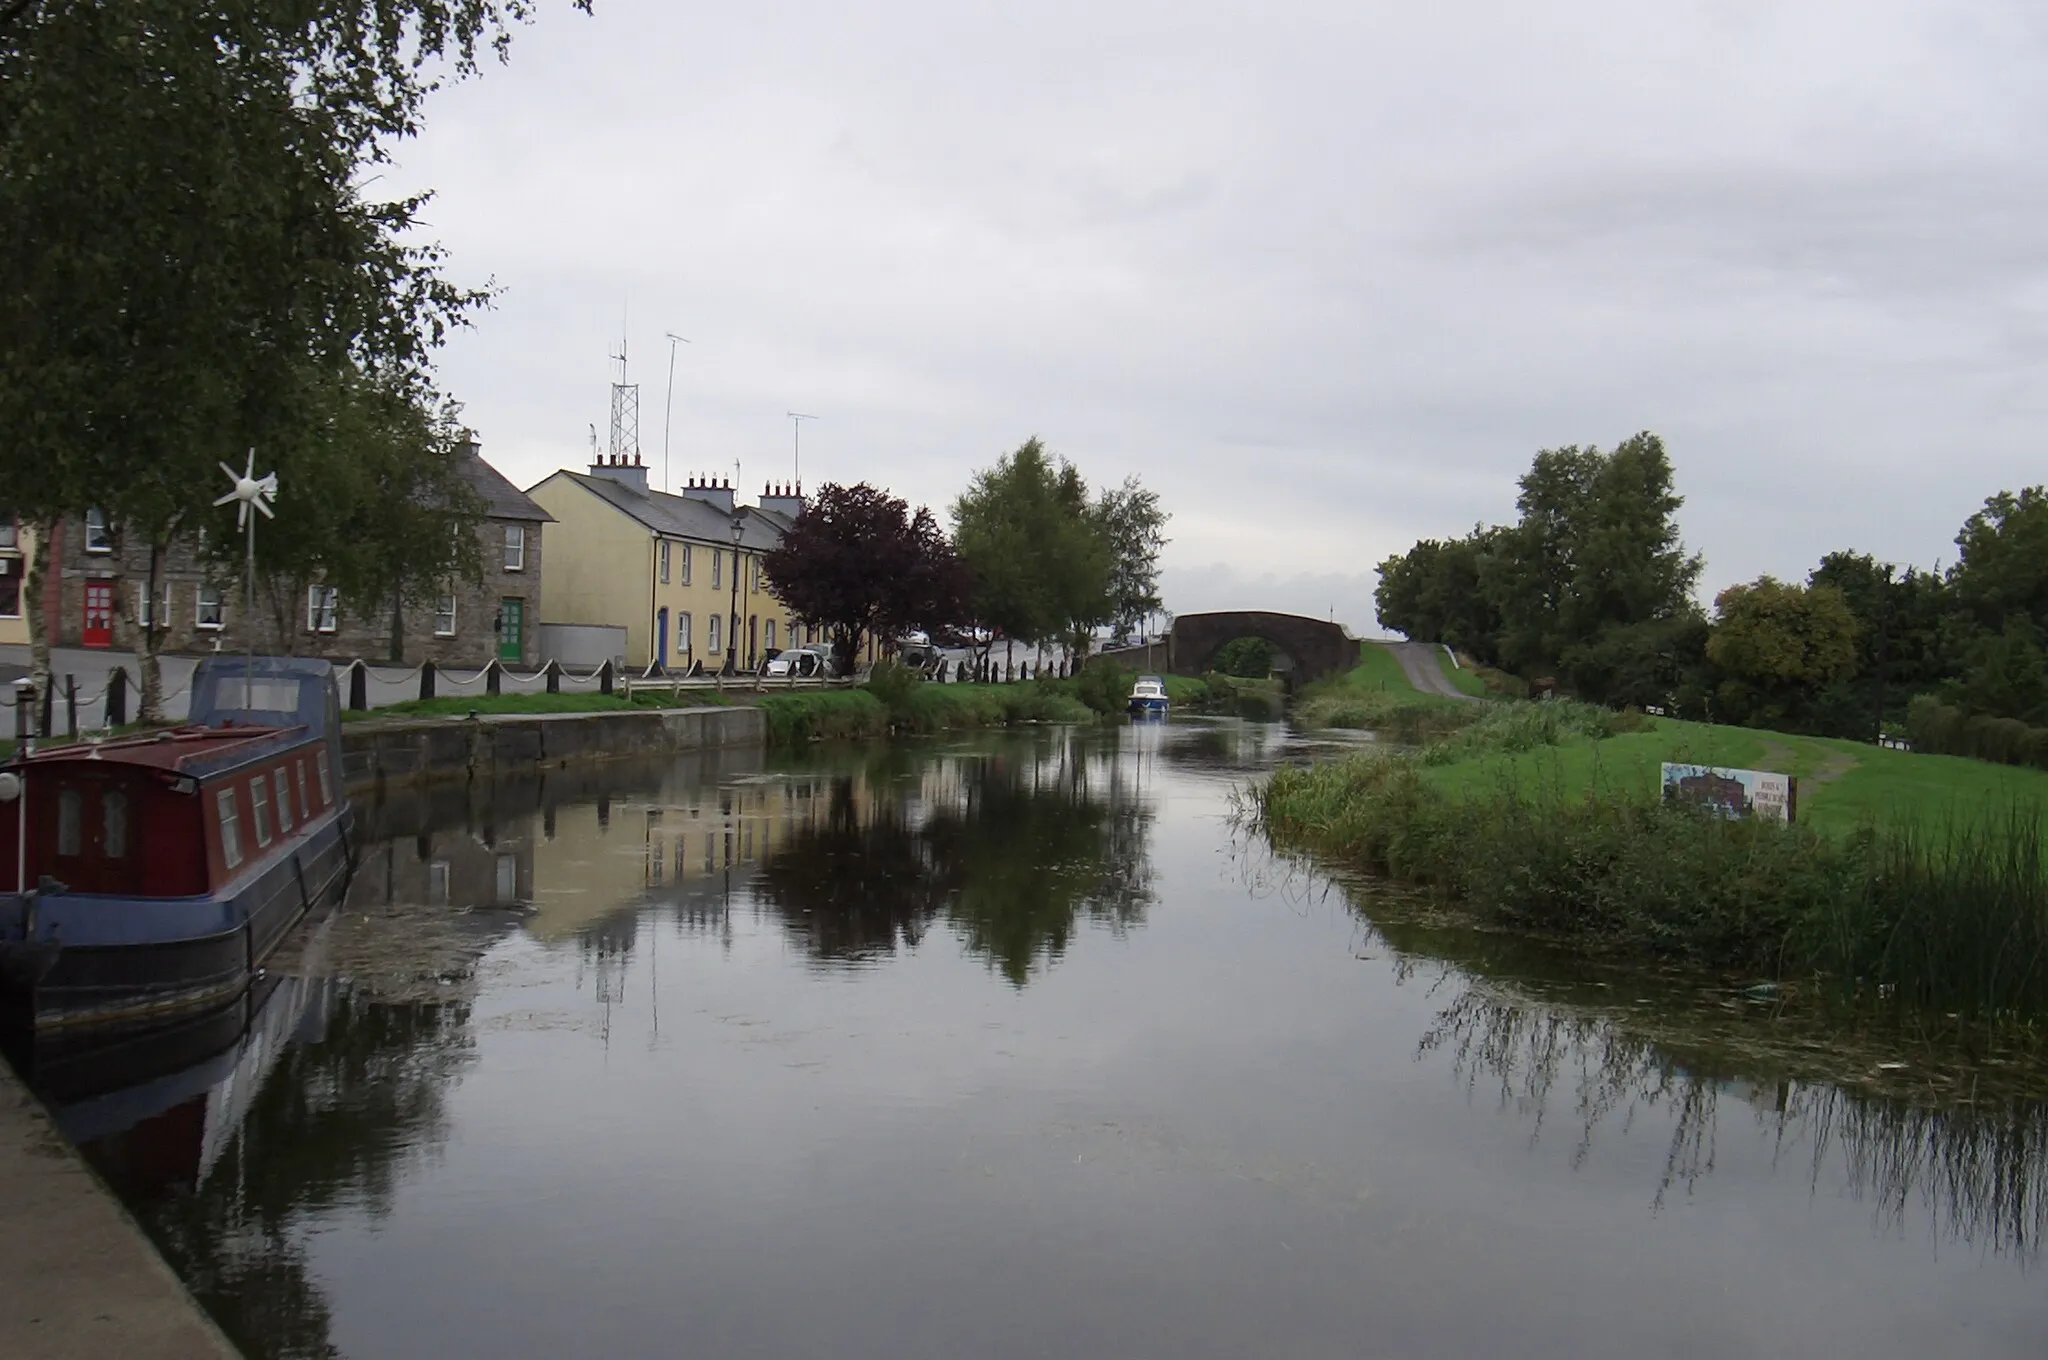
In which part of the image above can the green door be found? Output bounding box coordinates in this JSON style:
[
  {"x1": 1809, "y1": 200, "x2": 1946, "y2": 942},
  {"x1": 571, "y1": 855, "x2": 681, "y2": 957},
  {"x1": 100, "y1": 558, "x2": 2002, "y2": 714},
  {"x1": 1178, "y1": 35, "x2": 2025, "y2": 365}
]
[{"x1": 498, "y1": 597, "x2": 525, "y2": 662}]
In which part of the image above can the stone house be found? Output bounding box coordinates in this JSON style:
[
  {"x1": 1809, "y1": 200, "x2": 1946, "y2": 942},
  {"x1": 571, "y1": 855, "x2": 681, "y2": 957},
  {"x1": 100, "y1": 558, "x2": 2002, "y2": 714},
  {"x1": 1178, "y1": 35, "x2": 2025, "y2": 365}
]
[{"x1": 27, "y1": 442, "x2": 550, "y2": 669}]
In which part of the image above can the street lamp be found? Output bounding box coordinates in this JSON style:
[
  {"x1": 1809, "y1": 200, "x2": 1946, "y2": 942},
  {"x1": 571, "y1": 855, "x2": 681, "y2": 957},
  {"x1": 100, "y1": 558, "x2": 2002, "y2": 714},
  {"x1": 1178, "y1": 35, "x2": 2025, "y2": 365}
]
[{"x1": 725, "y1": 511, "x2": 744, "y2": 675}]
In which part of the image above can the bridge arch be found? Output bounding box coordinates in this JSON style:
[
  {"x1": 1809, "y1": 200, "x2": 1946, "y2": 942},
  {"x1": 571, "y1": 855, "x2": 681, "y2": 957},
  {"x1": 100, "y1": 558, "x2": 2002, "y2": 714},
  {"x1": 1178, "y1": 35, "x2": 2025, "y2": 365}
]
[{"x1": 1165, "y1": 611, "x2": 1356, "y2": 684}]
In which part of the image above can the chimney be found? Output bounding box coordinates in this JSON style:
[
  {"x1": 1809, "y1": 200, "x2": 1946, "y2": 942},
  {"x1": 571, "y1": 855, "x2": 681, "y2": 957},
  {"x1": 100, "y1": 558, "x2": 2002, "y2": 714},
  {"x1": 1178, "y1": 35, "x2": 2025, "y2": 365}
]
[
  {"x1": 761, "y1": 480, "x2": 806, "y2": 520},
  {"x1": 680, "y1": 472, "x2": 733, "y2": 514},
  {"x1": 587, "y1": 449, "x2": 648, "y2": 492}
]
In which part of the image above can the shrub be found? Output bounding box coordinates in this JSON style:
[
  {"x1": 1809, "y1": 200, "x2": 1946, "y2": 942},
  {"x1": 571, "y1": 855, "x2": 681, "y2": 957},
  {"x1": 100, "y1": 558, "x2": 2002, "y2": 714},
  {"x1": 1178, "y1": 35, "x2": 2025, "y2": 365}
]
[
  {"x1": 1212, "y1": 636, "x2": 1274, "y2": 678},
  {"x1": 864, "y1": 658, "x2": 923, "y2": 714},
  {"x1": 1070, "y1": 658, "x2": 1133, "y2": 715}
]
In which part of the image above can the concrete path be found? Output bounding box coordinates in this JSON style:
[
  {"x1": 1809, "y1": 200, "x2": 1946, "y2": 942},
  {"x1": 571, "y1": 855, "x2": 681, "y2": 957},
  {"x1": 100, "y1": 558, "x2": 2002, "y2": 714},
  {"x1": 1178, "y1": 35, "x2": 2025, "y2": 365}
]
[
  {"x1": 1385, "y1": 641, "x2": 1479, "y2": 700},
  {"x1": 0, "y1": 1059, "x2": 239, "y2": 1358}
]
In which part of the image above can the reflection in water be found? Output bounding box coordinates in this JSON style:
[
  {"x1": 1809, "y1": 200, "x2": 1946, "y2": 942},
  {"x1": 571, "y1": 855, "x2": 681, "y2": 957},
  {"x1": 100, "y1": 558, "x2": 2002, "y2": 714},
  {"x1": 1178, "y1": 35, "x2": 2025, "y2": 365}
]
[
  {"x1": 1412, "y1": 976, "x2": 2048, "y2": 1260},
  {"x1": 752, "y1": 735, "x2": 1156, "y2": 984}
]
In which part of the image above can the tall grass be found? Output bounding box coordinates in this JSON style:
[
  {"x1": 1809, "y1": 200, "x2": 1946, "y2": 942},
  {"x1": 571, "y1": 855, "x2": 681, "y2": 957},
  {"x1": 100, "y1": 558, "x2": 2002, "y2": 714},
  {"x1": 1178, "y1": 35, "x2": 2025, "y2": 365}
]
[{"x1": 1256, "y1": 754, "x2": 2048, "y2": 1018}]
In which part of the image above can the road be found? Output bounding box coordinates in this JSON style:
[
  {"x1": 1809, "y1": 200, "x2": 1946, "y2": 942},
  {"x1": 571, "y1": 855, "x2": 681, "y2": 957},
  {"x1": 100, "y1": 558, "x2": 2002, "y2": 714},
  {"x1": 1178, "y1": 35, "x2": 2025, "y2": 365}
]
[{"x1": 1385, "y1": 640, "x2": 1479, "y2": 700}]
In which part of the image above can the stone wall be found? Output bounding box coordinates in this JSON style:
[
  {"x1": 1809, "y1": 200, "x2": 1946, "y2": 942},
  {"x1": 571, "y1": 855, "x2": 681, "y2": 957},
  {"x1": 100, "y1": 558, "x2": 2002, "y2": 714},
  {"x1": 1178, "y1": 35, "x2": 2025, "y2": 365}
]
[{"x1": 339, "y1": 703, "x2": 765, "y2": 796}]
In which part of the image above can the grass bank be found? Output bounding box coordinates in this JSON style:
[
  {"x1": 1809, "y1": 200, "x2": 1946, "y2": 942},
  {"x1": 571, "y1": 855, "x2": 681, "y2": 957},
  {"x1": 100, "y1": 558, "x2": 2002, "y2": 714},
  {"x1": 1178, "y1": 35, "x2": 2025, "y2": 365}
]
[
  {"x1": 1294, "y1": 641, "x2": 1481, "y2": 737},
  {"x1": 1256, "y1": 700, "x2": 2048, "y2": 1019}
]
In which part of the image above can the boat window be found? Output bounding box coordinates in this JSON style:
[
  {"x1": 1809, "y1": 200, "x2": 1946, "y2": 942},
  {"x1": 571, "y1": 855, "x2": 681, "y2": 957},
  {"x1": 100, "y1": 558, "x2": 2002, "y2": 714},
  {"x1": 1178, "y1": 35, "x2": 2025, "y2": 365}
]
[
  {"x1": 250, "y1": 777, "x2": 272, "y2": 847},
  {"x1": 295, "y1": 761, "x2": 309, "y2": 821},
  {"x1": 316, "y1": 750, "x2": 333, "y2": 807},
  {"x1": 101, "y1": 790, "x2": 128, "y2": 860},
  {"x1": 273, "y1": 770, "x2": 294, "y2": 834},
  {"x1": 57, "y1": 788, "x2": 82, "y2": 857},
  {"x1": 217, "y1": 788, "x2": 243, "y2": 869}
]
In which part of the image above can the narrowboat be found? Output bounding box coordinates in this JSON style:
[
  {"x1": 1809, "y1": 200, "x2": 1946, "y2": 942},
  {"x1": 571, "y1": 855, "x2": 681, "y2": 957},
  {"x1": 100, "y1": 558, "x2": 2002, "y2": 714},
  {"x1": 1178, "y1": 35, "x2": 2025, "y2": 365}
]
[
  {"x1": 1128, "y1": 674, "x2": 1171, "y2": 718},
  {"x1": 0, "y1": 656, "x2": 352, "y2": 1040}
]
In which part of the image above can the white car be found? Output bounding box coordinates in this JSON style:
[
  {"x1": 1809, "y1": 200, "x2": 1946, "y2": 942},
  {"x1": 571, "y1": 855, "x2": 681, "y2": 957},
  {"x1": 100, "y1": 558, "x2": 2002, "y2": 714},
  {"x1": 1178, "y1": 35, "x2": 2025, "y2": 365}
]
[{"x1": 765, "y1": 645, "x2": 836, "y2": 678}]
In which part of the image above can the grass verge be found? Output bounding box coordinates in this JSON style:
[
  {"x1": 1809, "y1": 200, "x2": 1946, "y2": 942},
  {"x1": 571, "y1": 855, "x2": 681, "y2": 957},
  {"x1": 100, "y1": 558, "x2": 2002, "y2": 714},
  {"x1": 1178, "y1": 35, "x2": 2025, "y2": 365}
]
[
  {"x1": 342, "y1": 689, "x2": 730, "y2": 722},
  {"x1": 1294, "y1": 642, "x2": 1479, "y2": 738}
]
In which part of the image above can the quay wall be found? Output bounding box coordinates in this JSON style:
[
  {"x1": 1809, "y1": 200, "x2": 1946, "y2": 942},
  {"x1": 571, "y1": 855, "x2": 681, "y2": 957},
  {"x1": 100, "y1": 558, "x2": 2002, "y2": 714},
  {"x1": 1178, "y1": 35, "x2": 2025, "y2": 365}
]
[{"x1": 340, "y1": 705, "x2": 764, "y2": 796}]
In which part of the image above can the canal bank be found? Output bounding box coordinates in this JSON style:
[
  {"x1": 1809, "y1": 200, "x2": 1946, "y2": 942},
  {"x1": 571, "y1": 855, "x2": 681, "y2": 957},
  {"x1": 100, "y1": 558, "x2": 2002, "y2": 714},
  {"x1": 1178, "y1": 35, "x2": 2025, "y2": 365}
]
[
  {"x1": 0, "y1": 1058, "x2": 239, "y2": 1358},
  {"x1": 340, "y1": 703, "x2": 763, "y2": 795}
]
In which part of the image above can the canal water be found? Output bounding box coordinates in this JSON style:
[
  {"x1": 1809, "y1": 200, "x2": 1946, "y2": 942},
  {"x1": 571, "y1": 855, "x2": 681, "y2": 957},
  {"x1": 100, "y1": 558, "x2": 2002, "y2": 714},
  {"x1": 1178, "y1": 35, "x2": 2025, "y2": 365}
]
[{"x1": 32, "y1": 721, "x2": 2048, "y2": 1358}]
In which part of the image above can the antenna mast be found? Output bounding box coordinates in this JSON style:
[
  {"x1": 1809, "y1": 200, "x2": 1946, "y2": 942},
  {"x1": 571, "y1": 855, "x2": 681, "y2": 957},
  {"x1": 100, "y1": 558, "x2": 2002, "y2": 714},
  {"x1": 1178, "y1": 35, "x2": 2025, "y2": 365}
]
[
  {"x1": 786, "y1": 412, "x2": 818, "y2": 491},
  {"x1": 609, "y1": 331, "x2": 640, "y2": 468}
]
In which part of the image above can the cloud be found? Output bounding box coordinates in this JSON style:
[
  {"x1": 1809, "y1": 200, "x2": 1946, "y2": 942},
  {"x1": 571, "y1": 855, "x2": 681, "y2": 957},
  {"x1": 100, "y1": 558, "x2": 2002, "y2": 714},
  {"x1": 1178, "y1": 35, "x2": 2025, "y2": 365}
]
[{"x1": 383, "y1": 0, "x2": 2048, "y2": 629}]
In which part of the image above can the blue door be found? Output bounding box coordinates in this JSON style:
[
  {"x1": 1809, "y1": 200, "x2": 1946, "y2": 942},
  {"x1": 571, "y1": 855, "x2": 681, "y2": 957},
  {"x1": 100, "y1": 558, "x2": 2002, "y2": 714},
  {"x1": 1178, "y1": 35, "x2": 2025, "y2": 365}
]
[{"x1": 656, "y1": 608, "x2": 669, "y2": 670}]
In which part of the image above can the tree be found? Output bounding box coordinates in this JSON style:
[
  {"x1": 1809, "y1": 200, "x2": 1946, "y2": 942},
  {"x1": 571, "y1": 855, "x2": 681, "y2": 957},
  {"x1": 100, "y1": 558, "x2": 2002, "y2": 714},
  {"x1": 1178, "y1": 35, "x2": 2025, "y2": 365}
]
[
  {"x1": 1094, "y1": 477, "x2": 1169, "y2": 643},
  {"x1": 0, "y1": 0, "x2": 581, "y2": 714},
  {"x1": 1706, "y1": 577, "x2": 1859, "y2": 729},
  {"x1": 951, "y1": 438, "x2": 1112, "y2": 666},
  {"x1": 1951, "y1": 487, "x2": 2048, "y2": 635},
  {"x1": 762, "y1": 482, "x2": 970, "y2": 676}
]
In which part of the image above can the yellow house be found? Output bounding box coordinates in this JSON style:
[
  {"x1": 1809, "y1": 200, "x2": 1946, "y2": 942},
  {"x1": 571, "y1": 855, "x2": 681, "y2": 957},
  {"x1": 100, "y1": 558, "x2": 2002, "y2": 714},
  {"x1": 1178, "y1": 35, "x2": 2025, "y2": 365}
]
[
  {"x1": 527, "y1": 459, "x2": 826, "y2": 672},
  {"x1": 0, "y1": 517, "x2": 31, "y2": 647}
]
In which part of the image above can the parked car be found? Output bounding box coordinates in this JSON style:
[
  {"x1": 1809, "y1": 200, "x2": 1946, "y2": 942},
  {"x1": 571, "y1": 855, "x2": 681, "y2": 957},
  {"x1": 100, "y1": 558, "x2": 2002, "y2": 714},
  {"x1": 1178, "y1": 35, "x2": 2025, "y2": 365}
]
[{"x1": 765, "y1": 644, "x2": 837, "y2": 679}]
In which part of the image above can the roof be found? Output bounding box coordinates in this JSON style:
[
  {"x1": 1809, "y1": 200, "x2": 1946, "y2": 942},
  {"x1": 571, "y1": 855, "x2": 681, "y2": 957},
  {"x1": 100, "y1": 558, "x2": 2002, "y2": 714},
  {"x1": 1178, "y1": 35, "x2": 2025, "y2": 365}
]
[
  {"x1": 13, "y1": 724, "x2": 300, "y2": 774},
  {"x1": 461, "y1": 447, "x2": 554, "y2": 523},
  {"x1": 549, "y1": 471, "x2": 787, "y2": 549}
]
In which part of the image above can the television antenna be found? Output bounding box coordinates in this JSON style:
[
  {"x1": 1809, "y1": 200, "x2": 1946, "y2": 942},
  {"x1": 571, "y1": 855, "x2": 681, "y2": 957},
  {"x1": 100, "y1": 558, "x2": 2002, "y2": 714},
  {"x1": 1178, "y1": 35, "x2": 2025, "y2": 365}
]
[{"x1": 662, "y1": 332, "x2": 690, "y2": 493}]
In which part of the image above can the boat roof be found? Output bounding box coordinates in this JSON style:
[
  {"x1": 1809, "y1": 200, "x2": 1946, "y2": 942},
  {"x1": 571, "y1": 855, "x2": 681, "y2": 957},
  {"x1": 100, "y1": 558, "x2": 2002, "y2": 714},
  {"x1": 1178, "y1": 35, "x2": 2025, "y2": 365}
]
[{"x1": 9, "y1": 723, "x2": 309, "y2": 776}]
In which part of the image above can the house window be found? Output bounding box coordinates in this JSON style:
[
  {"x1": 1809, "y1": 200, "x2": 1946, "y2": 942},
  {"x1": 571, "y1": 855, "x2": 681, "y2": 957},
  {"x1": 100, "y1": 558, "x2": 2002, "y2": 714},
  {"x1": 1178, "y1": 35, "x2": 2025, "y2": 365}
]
[
  {"x1": 434, "y1": 594, "x2": 457, "y2": 637},
  {"x1": 273, "y1": 770, "x2": 294, "y2": 834},
  {"x1": 83, "y1": 509, "x2": 111, "y2": 553},
  {"x1": 765, "y1": 619, "x2": 777, "y2": 652},
  {"x1": 708, "y1": 614, "x2": 721, "y2": 656},
  {"x1": 136, "y1": 580, "x2": 172, "y2": 631},
  {"x1": 680, "y1": 543, "x2": 692, "y2": 585},
  {"x1": 306, "y1": 584, "x2": 338, "y2": 633},
  {"x1": 659, "y1": 540, "x2": 671, "y2": 584},
  {"x1": 316, "y1": 750, "x2": 333, "y2": 806},
  {"x1": 751, "y1": 556, "x2": 761, "y2": 593},
  {"x1": 217, "y1": 788, "x2": 243, "y2": 869},
  {"x1": 250, "y1": 777, "x2": 272, "y2": 847},
  {"x1": 504, "y1": 524, "x2": 526, "y2": 572},
  {"x1": 57, "y1": 788, "x2": 82, "y2": 856},
  {"x1": 0, "y1": 518, "x2": 15, "y2": 549},
  {"x1": 197, "y1": 584, "x2": 224, "y2": 630},
  {"x1": 0, "y1": 570, "x2": 19, "y2": 620},
  {"x1": 677, "y1": 612, "x2": 692, "y2": 656},
  {"x1": 102, "y1": 791, "x2": 128, "y2": 859}
]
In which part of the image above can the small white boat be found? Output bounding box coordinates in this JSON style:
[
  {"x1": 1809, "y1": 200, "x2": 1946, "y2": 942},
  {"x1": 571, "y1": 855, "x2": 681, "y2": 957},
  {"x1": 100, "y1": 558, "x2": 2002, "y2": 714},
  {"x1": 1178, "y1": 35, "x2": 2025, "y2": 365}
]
[{"x1": 1128, "y1": 675, "x2": 1170, "y2": 718}]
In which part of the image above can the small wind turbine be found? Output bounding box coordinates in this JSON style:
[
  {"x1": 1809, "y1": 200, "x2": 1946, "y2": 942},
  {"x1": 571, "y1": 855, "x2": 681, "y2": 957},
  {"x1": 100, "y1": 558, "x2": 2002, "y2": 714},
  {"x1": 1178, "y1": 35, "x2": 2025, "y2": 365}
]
[{"x1": 214, "y1": 450, "x2": 277, "y2": 687}]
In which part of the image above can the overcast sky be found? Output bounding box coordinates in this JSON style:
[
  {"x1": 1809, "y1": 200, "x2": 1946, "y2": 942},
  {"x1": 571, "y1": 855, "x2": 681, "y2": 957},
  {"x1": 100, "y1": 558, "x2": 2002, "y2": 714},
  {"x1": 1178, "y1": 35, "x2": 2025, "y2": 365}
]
[{"x1": 385, "y1": 0, "x2": 2048, "y2": 633}]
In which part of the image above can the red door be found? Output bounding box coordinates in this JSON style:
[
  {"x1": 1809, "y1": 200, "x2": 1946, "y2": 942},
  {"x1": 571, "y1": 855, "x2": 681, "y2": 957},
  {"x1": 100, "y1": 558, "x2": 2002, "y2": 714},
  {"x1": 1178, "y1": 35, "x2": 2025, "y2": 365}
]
[{"x1": 82, "y1": 581, "x2": 114, "y2": 649}]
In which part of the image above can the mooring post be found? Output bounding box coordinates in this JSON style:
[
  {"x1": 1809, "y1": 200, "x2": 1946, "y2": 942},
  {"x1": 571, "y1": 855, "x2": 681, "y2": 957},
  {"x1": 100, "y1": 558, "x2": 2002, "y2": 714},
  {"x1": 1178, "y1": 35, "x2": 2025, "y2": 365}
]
[
  {"x1": 420, "y1": 661, "x2": 437, "y2": 702},
  {"x1": 348, "y1": 660, "x2": 368, "y2": 712},
  {"x1": 64, "y1": 675, "x2": 77, "y2": 737},
  {"x1": 105, "y1": 667, "x2": 128, "y2": 727},
  {"x1": 545, "y1": 659, "x2": 561, "y2": 695},
  {"x1": 599, "y1": 660, "x2": 614, "y2": 696},
  {"x1": 13, "y1": 677, "x2": 34, "y2": 747},
  {"x1": 486, "y1": 660, "x2": 502, "y2": 697}
]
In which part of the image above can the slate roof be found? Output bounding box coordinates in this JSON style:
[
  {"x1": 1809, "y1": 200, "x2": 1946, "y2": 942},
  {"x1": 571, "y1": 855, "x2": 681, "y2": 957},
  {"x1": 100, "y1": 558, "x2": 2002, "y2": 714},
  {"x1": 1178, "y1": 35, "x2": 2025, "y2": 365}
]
[
  {"x1": 460, "y1": 447, "x2": 554, "y2": 523},
  {"x1": 551, "y1": 471, "x2": 790, "y2": 549}
]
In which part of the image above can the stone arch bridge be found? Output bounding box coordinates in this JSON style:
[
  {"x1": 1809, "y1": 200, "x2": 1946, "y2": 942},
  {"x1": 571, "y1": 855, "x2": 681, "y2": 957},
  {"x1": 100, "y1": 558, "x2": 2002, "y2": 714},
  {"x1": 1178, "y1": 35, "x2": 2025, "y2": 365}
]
[{"x1": 1105, "y1": 611, "x2": 1357, "y2": 684}]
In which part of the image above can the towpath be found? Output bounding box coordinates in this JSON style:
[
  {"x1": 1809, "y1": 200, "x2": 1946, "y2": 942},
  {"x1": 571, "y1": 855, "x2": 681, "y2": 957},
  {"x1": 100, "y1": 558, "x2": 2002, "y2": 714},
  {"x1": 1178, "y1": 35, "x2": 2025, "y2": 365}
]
[
  {"x1": 0, "y1": 1057, "x2": 239, "y2": 1358},
  {"x1": 1385, "y1": 641, "x2": 1480, "y2": 700}
]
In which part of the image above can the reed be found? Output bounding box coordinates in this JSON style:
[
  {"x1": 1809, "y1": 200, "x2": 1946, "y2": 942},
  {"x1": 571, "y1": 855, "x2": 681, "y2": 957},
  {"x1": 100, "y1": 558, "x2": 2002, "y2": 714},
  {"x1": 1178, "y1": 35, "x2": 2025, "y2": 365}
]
[{"x1": 1256, "y1": 753, "x2": 2048, "y2": 1018}]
